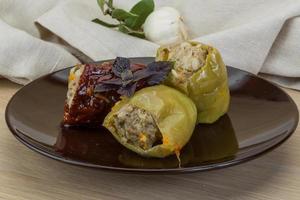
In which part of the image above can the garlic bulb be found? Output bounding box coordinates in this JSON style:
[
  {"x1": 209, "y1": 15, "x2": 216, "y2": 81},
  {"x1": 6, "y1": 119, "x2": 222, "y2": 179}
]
[{"x1": 143, "y1": 7, "x2": 188, "y2": 45}]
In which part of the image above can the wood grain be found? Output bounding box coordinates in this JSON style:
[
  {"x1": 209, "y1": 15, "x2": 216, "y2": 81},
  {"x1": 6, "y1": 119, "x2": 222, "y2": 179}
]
[{"x1": 0, "y1": 79, "x2": 299, "y2": 200}]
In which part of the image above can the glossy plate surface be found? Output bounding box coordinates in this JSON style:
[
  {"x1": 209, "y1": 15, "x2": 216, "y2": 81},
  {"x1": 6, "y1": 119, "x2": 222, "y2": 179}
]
[{"x1": 5, "y1": 57, "x2": 299, "y2": 173}]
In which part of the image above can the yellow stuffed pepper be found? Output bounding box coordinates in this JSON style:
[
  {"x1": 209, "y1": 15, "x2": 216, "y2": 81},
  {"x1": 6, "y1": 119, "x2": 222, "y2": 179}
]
[
  {"x1": 103, "y1": 85, "x2": 197, "y2": 158},
  {"x1": 156, "y1": 41, "x2": 230, "y2": 124}
]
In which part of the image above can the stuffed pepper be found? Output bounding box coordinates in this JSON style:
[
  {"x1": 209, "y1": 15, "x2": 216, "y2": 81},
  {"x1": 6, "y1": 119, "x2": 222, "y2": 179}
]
[
  {"x1": 63, "y1": 57, "x2": 172, "y2": 127},
  {"x1": 103, "y1": 85, "x2": 197, "y2": 158},
  {"x1": 156, "y1": 41, "x2": 230, "y2": 124}
]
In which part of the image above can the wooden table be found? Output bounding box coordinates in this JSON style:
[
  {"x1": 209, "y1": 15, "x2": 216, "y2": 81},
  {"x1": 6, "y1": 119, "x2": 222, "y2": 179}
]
[{"x1": 0, "y1": 79, "x2": 299, "y2": 200}]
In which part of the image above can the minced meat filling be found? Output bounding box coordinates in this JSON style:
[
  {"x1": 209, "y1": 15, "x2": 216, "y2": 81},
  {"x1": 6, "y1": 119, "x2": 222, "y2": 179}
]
[
  {"x1": 163, "y1": 42, "x2": 208, "y2": 81},
  {"x1": 113, "y1": 104, "x2": 162, "y2": 150}
]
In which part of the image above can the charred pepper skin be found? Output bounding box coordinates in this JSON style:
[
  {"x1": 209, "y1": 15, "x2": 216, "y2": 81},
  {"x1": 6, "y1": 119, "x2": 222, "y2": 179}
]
[{"x1": 63, "y1": 62, "x2": 145, "y2": 127}]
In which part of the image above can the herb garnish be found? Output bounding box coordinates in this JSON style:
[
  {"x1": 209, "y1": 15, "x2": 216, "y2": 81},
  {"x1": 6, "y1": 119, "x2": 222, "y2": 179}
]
[
  {"x1": 92, "y1": 0, "x2": 154, "y2": 38},
  {"x1": 94, "y1": 57, "x2": 172, "y2": 97}
]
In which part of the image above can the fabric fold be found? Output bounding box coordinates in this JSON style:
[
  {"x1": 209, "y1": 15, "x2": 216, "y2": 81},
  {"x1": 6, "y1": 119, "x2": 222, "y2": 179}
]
[
  {"x1": 0, "y1": 19, "x2": 78, "y2": 84},
  {"x1": 1, "y1": 0, "x2": 300, "y2": 89}
]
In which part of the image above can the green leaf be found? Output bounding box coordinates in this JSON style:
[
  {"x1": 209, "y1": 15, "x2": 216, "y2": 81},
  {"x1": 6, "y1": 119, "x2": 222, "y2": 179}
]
[
  {"x1": 118, "y1": 25, "x2": 145, "y2": 38},
  {"x1": 124, "y1": 0, "x2": 154, "y2": 30},
  {"x1": 112, "y1": 9, "x2": 138, "y2": 21},
  {"x1": 107, "y1": 0, "x2": 114, "y2": 9},
  {"x1": 97, "y1": 0, "x2": 105, "y2": 12},
  {"x1": 92, "y1": 18, "x2": 119, "y2": 28},
  {"x1": 118, "y1": 24, "x2": 130, "y2": 33},
  {"x1": 128, "y1": 31, "x2": 145, "y2": 39},
  {"x1": 97, "y1": 0, "x2": 114, "y2": 15}
]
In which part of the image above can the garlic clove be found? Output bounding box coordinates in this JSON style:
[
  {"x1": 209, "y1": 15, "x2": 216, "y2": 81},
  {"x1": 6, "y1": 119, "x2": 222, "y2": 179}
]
[{"x1": 143, "y1": 7, "x2": 188, "y2": 45}]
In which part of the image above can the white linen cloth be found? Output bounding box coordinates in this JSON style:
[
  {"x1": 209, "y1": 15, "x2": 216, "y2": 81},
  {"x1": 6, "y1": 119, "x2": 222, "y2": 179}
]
[{"x1": 0, "y1": 0, "x2": 300, "y2": 88}]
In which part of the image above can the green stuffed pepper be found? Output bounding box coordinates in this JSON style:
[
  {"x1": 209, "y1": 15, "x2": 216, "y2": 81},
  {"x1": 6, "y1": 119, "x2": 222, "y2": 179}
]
[
  {"x1": 103, "y1": 85, "x2": 197, "y2": 158},
  {"x1": 156, "y1": 41, "x2": 230, "y2": 124}
]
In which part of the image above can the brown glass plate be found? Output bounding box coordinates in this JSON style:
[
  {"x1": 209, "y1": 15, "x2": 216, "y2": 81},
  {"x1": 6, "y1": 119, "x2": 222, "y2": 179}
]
[{"x1": 5, "y1": 57, "x2": 299, "y2": 174}]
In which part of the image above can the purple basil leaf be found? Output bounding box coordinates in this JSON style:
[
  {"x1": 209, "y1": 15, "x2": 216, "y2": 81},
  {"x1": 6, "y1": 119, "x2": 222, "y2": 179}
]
[
  {"x1": 117, "y1": 82, "x2": 137, "y2": 97},
  {"x1": 132, "y1": 61, "x2": 172, "y2": 82},
  {"x1": 112, "y1": 57, "x2": 130, "y2": 77},
  {"x1": 146, "y1": 61, "x2": 172, "y2": 85},
  {"x1": 132, "y1": 68, "x2": 153, "y2": 82},
  {"x1": 134, "y1": 61, "x2": 172, "y2": 83},
  {"x1": 101, "y1": 78, "x2": 123, "y2": 85},
  {"x1": 147, "y1": 61, "x2": 173, "y2": 73},
  {"x1": 147, "y1": 73, "x2": 167, "y2": 85},
  {"x1": 121, "y1": 70, "x2": 134, "y2": 86},
  {"x1": 94, "y1": 84, "x2": 119, "y2": 93},
  {"x1": 95, "y1": 60, "x2": 173, "y2": 97}
]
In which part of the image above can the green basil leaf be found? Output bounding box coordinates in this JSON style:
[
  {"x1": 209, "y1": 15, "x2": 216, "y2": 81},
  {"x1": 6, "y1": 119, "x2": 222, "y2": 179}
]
[
  {"x1": 112, "y1": 9, "x2": 138, "y2": 21},
  {"x1": 97, "y1": 0, "x2": 105, "y2": 12},
  {"x1": 92, "y1": 18, "x2": 119, "y2": 28},
  {"x1": 118, "y1": 24, "x2": 130, "y2": 33},
  {"x1": 108, "y1": 0, "x2": 114, "y2": 9},
  {"x1": 124, "y1": 0, "x2": 154, "y2": 30},
  {"x1": 118, "y1": 25, "x2": 145, "y2": 38},
  {"x1": 128, "y1": 31, "x2": 145, "y2": 39}
]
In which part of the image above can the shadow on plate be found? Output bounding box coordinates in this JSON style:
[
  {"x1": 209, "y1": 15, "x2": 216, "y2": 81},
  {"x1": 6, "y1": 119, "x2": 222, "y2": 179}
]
[{"x1": 54, "y1": 114, "x2": 238, "y2": 169}]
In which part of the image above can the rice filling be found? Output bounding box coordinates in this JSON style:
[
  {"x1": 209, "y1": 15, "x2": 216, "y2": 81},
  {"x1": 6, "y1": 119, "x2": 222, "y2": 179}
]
[
  {"x1": 67, "y1": 65, "x2": 84, "y2": 107},
  {"x1": 113, "y1": 104, "x2": 162, "y2": 150},
  {"x1": 159, "y1": 42, "x2": 208, "y2": 81}
]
